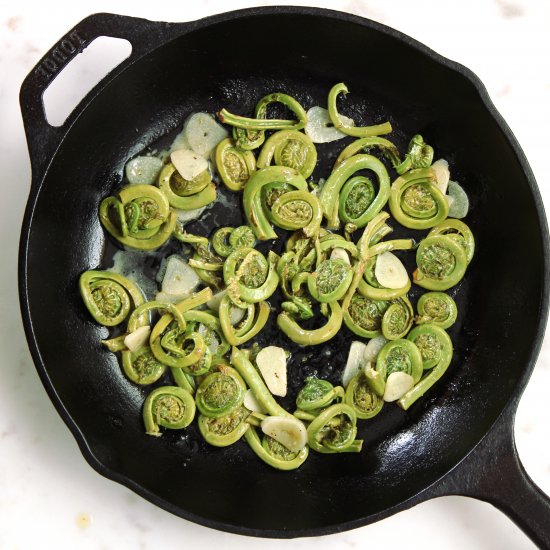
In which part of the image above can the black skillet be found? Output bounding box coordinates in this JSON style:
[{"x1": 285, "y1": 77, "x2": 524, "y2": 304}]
[{"x1": 19, "y1": 6, "x2": 550, "y2": 545}]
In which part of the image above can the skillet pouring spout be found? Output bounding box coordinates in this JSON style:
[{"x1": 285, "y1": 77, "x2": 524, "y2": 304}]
[{"x1": 19, "y1": 7, "x2": 550, "y2": 542}]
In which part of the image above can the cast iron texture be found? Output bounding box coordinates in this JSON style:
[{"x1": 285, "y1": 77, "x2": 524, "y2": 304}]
[{"x1": 19, "y1": 7, "x2": 550, "y2": 544}]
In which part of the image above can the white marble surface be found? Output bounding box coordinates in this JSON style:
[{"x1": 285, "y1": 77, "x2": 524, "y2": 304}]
[{"x1": 1, "y1": 0, "x2": 549, "y2": 548}]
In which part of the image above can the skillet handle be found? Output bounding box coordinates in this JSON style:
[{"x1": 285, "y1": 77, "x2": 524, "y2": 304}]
[
  {"x1": 431, "y1": 399, "x2": 550, "y2": 548},
  {"x1": 19, "y1": 12, "x2": 183, "y2": 180}
]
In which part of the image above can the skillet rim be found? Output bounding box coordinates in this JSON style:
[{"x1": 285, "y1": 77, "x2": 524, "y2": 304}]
[{"x1": 18, "y1": 5, "x2": 550, "y2": 538}]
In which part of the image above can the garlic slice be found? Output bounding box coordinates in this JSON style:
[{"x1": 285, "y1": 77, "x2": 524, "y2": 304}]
[
  {"x1": 363, "y1": 335, "x2": 388, "y2": 363},
  {"x1": 375, "y1": 251, "x2": 409, "y2": 289},
  {"x1": 261, "y1": 416, "x2": 307, "y2": 452},
  {"x1": 161, "y1": 255, "x2": 200, "y2": 297},
  {"x1": 125, "y1": 156, "x2": 163, "y2": 185},
  {"x1": 124, "y1": 325, "x2": 151, "y2": 352},
  {"x1": 432, "y1": 158, "x2": 450, "y2": 194},
  {"x1": 330, "y1": 247, "x2": 350, "y2": 265},
  {"x1": 383, "y1": 372, "x2": 415, "y2": 402},
  {"x1": 170, "y1": 148, "x2": 208, "y2": 181},
  {"x1": 447, "y1": 180, "x2": 469, "y2": 219},
  {"x1": 304, "y1": 106, "x2": 353, "y2": 143},
  {"x1": 206, "y1": 289, "x2": 227, "y2": 312},
  {"x1": 342, "y1": 341, "x2": 368, "y2": 387},
  {"x1": 243, "y1": 389, "x2": 267, "y2": 414},
  {"x1": 184, "y1": 112, "x2": 228, "y2": 157},
  {"x1": 256, "y1": 346, "x2": 288, "y2": 397},
  {"x1": 174, "y1": 206, "x2": 207, "y2": 226}
]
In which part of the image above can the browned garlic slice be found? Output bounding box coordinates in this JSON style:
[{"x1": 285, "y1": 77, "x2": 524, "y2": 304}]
[{"x1": 261, "y1": 416, "x2": 307, "y2": 452}]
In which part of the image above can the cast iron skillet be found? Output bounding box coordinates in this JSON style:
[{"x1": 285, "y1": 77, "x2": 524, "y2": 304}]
[{"x1": 19, "y1": 6, "x2": 550, "y2": 545}]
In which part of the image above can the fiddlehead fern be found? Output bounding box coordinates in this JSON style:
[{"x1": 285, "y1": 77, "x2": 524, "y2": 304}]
[
  {"x1": 270, "y1": 191, "x2": 322, "y2": 237},
  {"x1": 223, "y1": 247, "x2": 279, "y2": 305},
  {"x1": 343, "y1": 294, "x2": 390, "y2": 338},
  {"x1": 366, "y1": 339, "x2": 423, "y2": 397},
  {"x1": 80, "y1": 270, "x2": 144, "y2": 326},
  {"x1": 357, "y1": 240, "x2": 413, "y2": 300},
  {"x1": 407, "y1": 325, "x2": 442, "y2": 370},
  {"x1": 244, "y1": 428, "x2": 309, "y2": 470},
  {"x1": 211, "y1": 226, "x2": 256, "y2": 258},
  {"x1": 198, "y1": 406, "x2": 250, "y2": 447},
  {"x1": 413, "y1": 235, "x2": 468, "y2": 290},
  {"x1": 428, "y1": 219, "x2": 475, "y2": 264},
  {"x1": 218, "y1": 93, "x2": 307, "y2": 131},
  {"x1": 127, "y1": 301, "x2": 209, "y2": 374},
  {"x1": 233, "y1": 127, "x2": 265, "y2": 151},
  {"x1": 389, "y1": 168, "x2": 448, "y2": 230},
  {"x1": 195, "y1": 365, "x2": 246, "y2": 418},
  {"x1": 327, "y1": 83, "x2": 392, "y2": 137},
  {"x1": 296, "y1": 377, "x2": 345, "y2": 411},
  {"x1": 257, "y1": 130, "x2": 317, "y2": 178},
  {"x1": 338, "y1": 176, "x2": 376, "y2": 226},
  {"x1": 158, "y1": 162, "x2": 211, "y2": 200},
  {"x1": 123, "y1": 345, "x2": 166, "y2": 385},
  {"x1": 243, "y1": 166, "x2": 308, "y2": 240},
  {"x1": 334, "y1": 136, "x2": 401, "y2": 168},
  {"x1": 277, "y1": 301, "x2": 343, "y2": 345},
  {"x1": 381, "y1": 296, "x2": 414, "y2": 340},
  {"x1": 215, "y1": 138, "x2": 256, "y2": 191},
  {"x1": 344, "y1": 372, "x2": 384, "y2": 419},
  {"x1": 191, "y1": 307, "x2": 230, "y2": 348},
  {"x1": 99, "y1": 184, "x2": 176, "y2": 249},
  {"x1": 143, "y1": 386, "x2": 196, "y2": 436},
  {"x1": 307, "y1": 403, "x2": 362, "y2": 453},
  {"x1": 219, "y1": 295, "x2": 270, "y2": 346},
  {"x1": 307, "y1": 259, "x2": 353, "y2": 302},
  {"x1": 394, "y1": 134, "x2": 434, "y2": 175},
  {"x1": 319, "y1": 154, "x2": 390, "y2": 229},
  {"x1": 398, "y1": 324, "x2": 453, "y2": 410},
  {"x1": 416, "y1": 292, "x2": 457, "y2": 329}
]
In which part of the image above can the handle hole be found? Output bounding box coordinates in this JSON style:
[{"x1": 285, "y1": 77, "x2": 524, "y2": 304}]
[{"x1": 42, "y1": 36, "x2": 132, "y2": 127}]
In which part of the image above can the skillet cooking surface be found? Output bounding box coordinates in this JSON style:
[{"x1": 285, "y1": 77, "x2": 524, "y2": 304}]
[{"x1": 22, "y1": 10, "x2": 547, "y2": 534}]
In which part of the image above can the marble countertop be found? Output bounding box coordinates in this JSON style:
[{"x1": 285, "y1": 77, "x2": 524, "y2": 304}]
[{"x1": 1, "y1": 0, "x2": 549, "y2": 548}]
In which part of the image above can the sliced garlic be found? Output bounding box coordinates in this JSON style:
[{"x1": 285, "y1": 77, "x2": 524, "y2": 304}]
[
  {"x1": 198, "y1": 323, "x2": 219, "y2": 355},
  {"x1": 243, "y1": 389, "x2": 267, "y2": 414},
  {"x1": 256, "y1": 346, "x2": 288, "y2": 397},
  {"x1": 229, "y1": 306, "x2": 246, "y2": 325},
  {"x1": 375, "y1": 251, "x2": 409, "y2": 289},
  {"x1": 447, "y1": 180, "x2": 469, "y2": 219},
  {"x1": 330, "y1": 247, "x2": 350, "y2": 265},
  {"x1": 206, "y1": 289, "x2": 227, "y2": 312},
  {"x1": 432, "y1": 158, "x2": 450, "y2": 194},
  {"x1": 184, "y1": 112, "x2": 228, "y2": 157},
  {"x1": 161, "y1": 255, "x2": 200, "y2": 297},
  {"x1": 342, "y1": 341, "x2": 368, "y2": 387},
  {"x1": 383, "y1": 372, "x2": 415, "y2": 402},
  {"x1": 125, "y1": 156, "x2": 163, "y2": 185},
  {"x1": 363, "y1": 335, "x2": 388, "y2": 363},
  {"x1": 170, "y1": 148, "x2": 208, "y2": 181},
  {"x1": 124, "y1": 325, "x2": 151, "y2": 352},
  {"x1": 261, "y1": 416, "x2": 307, "y2": 452},
  {"x1": 169, "y1": 127, "x2": 191, "y2": 154},
  {"x1": 174, "y1": 206, "x2": 207, "y2": 226},
  {"x1": 304, "y1": 106, "x2": 353, "y2": 143}
]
